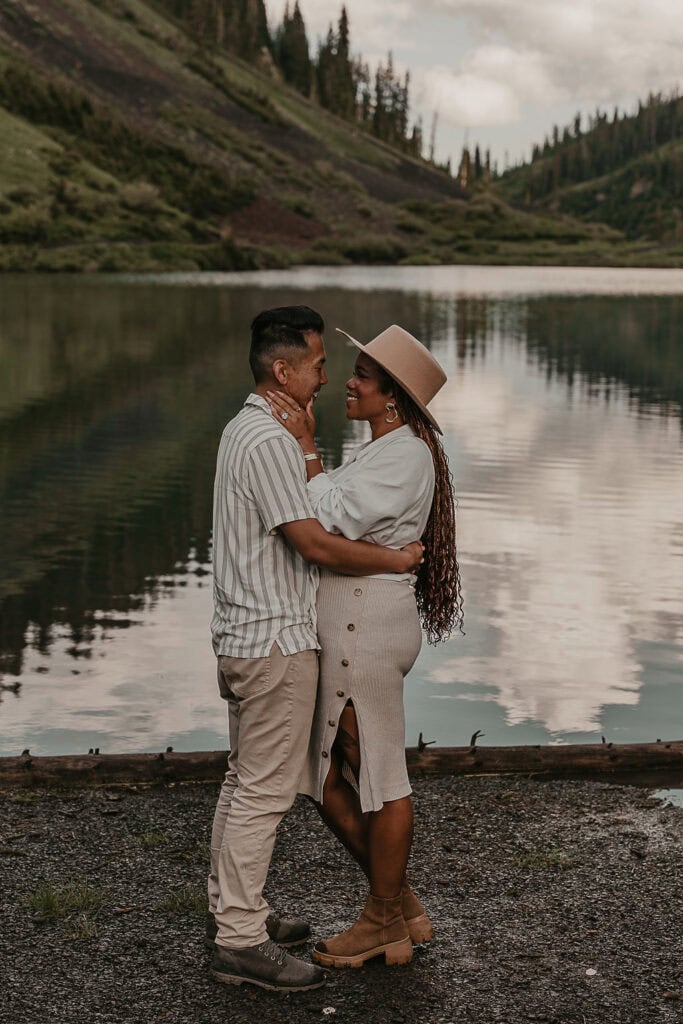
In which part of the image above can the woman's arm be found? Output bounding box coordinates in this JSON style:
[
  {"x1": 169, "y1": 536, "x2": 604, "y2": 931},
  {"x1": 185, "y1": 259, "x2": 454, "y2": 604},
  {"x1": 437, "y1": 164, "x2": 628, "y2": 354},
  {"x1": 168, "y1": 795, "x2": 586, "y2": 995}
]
[
  {"x1": 266, "y1": 391, "x2": 324, "y2": 480},
  {"x1": 308, "y1": 443, "x2": 434, "y2": 540},
  {"x1": 266, "y1": 389, "x2": 434, "y2": 540}
]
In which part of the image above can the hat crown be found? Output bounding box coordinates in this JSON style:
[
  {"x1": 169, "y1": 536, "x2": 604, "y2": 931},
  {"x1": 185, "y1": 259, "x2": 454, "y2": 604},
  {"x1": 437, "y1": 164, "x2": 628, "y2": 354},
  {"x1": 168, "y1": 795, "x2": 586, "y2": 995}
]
[
  {"x1": 337, "y1": 324, "x2": 446, "y2": 431},
  {"x1": 363, "y1": 325, "x2": 446, "y2": 406}
]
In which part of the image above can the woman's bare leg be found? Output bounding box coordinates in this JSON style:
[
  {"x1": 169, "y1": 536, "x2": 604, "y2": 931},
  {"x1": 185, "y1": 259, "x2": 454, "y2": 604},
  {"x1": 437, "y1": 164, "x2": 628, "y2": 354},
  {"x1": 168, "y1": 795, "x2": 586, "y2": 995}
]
[
  {"x1": 367, "y1": 796, "x2": 413, "y2": 897},
  {"x1": 318, "y1": 703, "x2": 412, "y2": 898},
  {"x1": 317, "y1": 704, "x2": 369, "y2": 872}
]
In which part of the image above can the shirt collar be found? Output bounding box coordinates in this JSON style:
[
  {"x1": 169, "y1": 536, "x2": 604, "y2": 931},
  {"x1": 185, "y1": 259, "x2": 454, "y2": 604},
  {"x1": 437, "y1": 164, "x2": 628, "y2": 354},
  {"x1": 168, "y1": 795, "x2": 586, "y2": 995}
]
[
  {"x1": 245, "y1": 393, "x2": 272, "y2": 414},
  {"x1": 353, "y1": 424, "x2": 415, "y2": 459}
]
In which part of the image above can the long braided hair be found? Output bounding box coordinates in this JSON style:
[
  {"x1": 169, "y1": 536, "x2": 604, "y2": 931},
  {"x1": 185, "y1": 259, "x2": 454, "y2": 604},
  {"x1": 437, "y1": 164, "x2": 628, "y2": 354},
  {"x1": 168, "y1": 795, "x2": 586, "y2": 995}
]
[{"x1": 380, "y1": 370, "x2": 464, "y2": 644}]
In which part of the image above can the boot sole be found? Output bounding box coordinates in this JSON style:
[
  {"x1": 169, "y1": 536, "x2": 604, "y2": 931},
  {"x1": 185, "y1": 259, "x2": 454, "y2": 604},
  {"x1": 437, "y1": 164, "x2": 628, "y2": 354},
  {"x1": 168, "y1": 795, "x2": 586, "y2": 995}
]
[
  {"x1": 211, "y1": 967, "x2": 325, "y2": 992},
  {"x1": 406, "y1": 914, "x2": 434, "y2": 944},
  {"x1": 312, "y1": 935, "x2": 413, "y2": 969}
]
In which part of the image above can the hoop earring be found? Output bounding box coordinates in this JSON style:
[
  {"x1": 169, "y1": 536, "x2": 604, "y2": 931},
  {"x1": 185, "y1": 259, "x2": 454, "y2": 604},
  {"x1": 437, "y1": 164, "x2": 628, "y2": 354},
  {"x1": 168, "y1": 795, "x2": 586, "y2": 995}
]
[{"x1": 384, "y1": 402, "x2": 399, "y2": 424}]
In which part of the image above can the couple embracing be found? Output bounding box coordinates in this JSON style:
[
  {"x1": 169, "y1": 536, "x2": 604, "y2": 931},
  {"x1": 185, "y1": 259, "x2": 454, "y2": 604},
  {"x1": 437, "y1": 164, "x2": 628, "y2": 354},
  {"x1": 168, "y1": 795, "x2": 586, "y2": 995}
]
[{"x1": 206, "y1": 305, "x2": 463, "y2": 992}]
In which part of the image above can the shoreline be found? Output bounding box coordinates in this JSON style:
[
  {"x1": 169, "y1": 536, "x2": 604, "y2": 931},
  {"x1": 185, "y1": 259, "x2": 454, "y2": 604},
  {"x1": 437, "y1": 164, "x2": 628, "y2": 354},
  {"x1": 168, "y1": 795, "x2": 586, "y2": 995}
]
[{"x1": 3, "y1": 247, "x2": 683, "y2": 273}]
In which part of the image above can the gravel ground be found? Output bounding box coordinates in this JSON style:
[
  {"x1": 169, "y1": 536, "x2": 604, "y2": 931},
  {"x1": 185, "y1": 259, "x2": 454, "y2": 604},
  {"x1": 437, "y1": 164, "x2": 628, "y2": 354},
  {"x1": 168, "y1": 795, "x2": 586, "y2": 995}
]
[{"x1": 1, "y1": 775, "x2": 682, "y2": 1024}]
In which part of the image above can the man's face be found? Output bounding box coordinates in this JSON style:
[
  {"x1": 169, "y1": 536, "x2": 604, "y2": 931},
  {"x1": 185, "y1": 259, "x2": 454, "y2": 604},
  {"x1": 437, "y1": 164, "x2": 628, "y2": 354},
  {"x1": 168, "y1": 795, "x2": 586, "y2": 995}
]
[{"x1": 285, "y1": 331, "x2": 328, "y2": 407}]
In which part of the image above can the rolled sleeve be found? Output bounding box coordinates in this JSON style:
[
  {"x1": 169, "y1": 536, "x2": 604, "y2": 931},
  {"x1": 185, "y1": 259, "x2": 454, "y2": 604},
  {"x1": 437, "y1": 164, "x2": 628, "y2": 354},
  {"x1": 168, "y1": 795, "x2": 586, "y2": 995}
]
[
  {"x1": 308, "y1": 442, "x2": 433, "y2": 540},
  {"x1": 248, "y1": 435, "x2": 314, "y2": 532}
]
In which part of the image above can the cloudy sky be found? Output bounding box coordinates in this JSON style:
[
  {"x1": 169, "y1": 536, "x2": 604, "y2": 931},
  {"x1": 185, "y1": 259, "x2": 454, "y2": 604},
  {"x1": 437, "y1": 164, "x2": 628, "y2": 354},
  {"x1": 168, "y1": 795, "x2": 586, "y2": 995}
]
[{"x1": 267, "y1": 0, "x2": 683, "y2": 168}]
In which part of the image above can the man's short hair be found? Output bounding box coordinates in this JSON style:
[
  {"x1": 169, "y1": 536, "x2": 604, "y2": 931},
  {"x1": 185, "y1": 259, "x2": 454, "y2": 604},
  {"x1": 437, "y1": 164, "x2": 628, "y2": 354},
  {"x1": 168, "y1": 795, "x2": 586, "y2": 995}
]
[{"x1": 249, "y1": 306, "x2": 325, "y2": 382}]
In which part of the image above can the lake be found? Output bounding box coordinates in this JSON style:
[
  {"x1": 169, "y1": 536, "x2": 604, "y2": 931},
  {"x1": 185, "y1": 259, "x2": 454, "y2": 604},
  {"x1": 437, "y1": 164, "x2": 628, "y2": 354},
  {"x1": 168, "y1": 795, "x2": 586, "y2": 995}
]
[{"x1": 0, "y1": 265, "x2": 682, "y2": 756}]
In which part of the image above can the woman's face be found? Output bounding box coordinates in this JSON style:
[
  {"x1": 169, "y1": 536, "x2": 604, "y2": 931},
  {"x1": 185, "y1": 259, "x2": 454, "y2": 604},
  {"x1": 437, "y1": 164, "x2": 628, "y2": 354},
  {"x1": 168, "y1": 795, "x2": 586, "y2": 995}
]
[{"x1": 345, "y1": 353, "x2": 393, "y2": 422}]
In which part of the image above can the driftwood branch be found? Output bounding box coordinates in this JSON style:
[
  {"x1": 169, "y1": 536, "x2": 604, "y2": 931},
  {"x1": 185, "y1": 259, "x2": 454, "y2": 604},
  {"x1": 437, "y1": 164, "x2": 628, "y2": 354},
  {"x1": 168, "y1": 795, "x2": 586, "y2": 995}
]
[{"x1": 0, "y1": 741, "x2": 682, "y2": 789}]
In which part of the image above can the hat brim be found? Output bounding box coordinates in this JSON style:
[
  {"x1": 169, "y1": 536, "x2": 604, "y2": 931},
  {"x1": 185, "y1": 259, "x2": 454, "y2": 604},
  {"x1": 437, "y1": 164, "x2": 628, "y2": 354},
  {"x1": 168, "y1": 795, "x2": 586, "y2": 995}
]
[{"x1": 336, "y1": 328, "x2": 443, "y2": 433}]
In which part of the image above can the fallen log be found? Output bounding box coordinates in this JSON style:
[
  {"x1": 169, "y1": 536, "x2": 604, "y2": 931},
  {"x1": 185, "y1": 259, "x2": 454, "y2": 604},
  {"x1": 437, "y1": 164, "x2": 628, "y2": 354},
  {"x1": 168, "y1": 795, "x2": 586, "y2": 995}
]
[
  {"x1": 0, "y1": 740, "x2": 682, "y2": 789},
  {"x1": 405, "y1": 740, "x2": 683, "y2": 780}
]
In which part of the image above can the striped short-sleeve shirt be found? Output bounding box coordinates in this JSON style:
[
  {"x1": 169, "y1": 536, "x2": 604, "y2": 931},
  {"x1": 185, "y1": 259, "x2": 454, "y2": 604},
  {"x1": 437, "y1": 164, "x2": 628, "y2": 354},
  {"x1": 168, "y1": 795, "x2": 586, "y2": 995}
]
[{"x1": 211, "y1": 393, "x2": 320, "y2": 659}]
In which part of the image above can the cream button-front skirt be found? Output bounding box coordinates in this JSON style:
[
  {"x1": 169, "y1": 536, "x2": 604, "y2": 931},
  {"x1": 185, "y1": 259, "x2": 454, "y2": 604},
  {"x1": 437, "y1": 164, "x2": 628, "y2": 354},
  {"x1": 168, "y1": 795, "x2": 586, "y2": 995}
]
[{"x1": 299, "y1": 571, "x2": 423, "y2": 813}]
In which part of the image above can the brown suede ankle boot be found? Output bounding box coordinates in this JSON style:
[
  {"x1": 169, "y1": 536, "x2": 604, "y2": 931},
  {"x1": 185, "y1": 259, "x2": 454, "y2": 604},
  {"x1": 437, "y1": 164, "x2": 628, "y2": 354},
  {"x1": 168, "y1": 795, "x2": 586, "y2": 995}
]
[
  {"x1": 312, "y1": 893, "x2": 413, "y2": 969},
  {"x1": 402, "y1": 883, "x2": 434, "y2": 944}
]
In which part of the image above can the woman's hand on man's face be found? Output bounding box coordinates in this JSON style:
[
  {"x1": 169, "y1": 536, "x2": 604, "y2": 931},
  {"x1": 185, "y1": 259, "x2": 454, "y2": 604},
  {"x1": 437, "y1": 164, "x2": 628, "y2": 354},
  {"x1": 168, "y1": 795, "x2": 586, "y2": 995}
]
[{"x1": 266, "y1": 390, "x2": 316, "y2": 447}]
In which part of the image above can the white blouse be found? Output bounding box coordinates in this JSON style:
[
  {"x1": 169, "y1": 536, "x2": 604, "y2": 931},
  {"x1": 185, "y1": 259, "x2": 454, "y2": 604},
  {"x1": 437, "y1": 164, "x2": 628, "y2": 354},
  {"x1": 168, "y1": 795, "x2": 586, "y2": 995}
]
[{"x1": 307, "y1": 425, "x2": 435, "y2": 580}]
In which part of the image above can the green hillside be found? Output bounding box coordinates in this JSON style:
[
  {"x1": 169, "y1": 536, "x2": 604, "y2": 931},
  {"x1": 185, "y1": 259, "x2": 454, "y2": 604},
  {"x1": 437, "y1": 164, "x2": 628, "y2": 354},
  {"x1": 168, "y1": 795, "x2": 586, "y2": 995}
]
[
  {"x1": 504, "y1": 141, "x2": 683, "y2": 243},
  {"x1": 0, "y1": 0, "x2": 681, "y2": 270},
  {"x1": 498, "y1": 94, "x2": 683, "y2": 250}
]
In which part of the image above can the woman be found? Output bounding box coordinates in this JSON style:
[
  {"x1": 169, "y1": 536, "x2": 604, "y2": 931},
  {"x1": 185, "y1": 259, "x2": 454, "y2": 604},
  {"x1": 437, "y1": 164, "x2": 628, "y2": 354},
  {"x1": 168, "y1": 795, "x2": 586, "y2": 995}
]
[{"x1": 267, "y1": 324, "x2": 463, "y2": 969}]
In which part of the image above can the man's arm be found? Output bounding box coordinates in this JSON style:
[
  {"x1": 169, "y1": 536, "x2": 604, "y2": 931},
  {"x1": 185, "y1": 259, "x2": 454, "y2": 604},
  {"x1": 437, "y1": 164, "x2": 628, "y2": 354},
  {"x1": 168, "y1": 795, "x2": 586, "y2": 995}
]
[
  {"x1": 280, "y1": 519, "x2": 423, "y2": 576},
  {"x1": 245, "y1": 434, "x2": 421, "y2": 574}
]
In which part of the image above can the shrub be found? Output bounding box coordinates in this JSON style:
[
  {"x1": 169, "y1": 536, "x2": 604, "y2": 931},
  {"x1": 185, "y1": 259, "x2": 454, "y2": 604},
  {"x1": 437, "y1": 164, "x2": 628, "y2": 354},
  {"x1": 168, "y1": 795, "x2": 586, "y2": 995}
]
[
  {"x1": 281, "y1": 195, "x2": 315, "y2": 219},
  {"x1": 339, "y1": 233, "x2": 408, "y2": 263},
  {"x1": 120, "y1": 181, "x2": 162, "y2": 211},
  {"x1": 6, "y1": 185, "x2": 38, "y2": 207}
]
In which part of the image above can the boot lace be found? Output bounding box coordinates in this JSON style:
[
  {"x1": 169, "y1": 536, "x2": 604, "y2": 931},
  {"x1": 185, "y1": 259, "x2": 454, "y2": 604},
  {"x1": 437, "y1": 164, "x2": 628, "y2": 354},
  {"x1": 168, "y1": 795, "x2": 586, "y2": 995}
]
[{"x1": 257, "y1": 938, "x2": 286, "y2": 967}]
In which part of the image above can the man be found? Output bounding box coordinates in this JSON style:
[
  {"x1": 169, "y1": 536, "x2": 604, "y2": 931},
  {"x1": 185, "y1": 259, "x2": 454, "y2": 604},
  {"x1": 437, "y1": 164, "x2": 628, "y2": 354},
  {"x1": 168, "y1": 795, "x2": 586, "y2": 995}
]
[{"x1": 207, "y1": 306, "x2": 423, "y2": 992}]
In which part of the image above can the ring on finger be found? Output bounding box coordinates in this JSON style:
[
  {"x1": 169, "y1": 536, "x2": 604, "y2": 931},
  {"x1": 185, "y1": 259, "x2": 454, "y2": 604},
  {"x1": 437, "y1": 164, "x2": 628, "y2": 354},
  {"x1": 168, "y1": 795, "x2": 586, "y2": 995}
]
[{"x1": 281, "y1": 411, "x2": 289, "y2": 420}]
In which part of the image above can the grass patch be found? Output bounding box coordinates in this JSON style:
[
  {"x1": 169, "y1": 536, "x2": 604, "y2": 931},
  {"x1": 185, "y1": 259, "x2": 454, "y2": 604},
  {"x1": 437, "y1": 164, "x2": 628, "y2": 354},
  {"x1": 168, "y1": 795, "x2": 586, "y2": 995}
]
[
  {"x1": 185, "y1": 53, "x2": 284, "y2": 126},
  {"x1": 0, "y1": 56, "x2": 255, "y2": 225},
  {"x1": 159, "y1": 884, "x2": 206, "y2": 915},
  {"x1": 0, "y1": 107, "x2": 61, "y2": 192},
  {"x1": 63, "y1": 913, "x2": 99, "y2": 941},
  {"x1": 137, "y1": 830, "x2": 167, "y2": 848},
  {"x1": 166, "y1": 842, "x2": 208, "y2": 864},
  {"x1": 30, "y1": 880, "x2": 108, "y2": 921}
]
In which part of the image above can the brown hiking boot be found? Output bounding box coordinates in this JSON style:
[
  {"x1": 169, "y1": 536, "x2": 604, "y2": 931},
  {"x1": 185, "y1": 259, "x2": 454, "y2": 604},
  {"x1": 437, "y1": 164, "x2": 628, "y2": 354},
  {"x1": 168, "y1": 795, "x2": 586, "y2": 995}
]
[
  {"x1": 211, "y1": 938, "x2": 325, "y2": 992},
  {"x1": 312, "y1": 893, "x2": 412, "y2": 969},
  {"x1": 402, "y1": 884, "x2": 434, "y2": 944}
]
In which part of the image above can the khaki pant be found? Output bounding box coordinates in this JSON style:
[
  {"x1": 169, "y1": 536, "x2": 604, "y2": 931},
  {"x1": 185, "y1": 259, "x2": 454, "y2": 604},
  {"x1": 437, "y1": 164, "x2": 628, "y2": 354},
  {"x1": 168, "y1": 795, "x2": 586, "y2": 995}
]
[{"x1": 208, "y1": 644, "x2": 318, "y2": 948}]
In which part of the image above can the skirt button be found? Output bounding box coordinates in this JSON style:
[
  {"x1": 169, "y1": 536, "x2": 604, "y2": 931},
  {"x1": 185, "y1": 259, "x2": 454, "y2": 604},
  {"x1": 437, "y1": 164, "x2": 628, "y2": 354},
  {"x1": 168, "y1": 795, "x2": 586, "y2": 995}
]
[
  {"x1": 354, "y1": 588, "x2": 362, "y2": 596},
  {"x1": 347, "y1": 623, "x2": 355, "y2": 631},
  {"x1": 341, "y1": 659, "x2": 349, "y2": 667},
  {"x1": 322, "y1": 750, "x2": 329, "y2": 758},
  {"x1": 328, "y1": 719, "x2": 336, "y2": 727},
  {"x1": 336, "y1": 689, "x2": 345, "y2": 697}
]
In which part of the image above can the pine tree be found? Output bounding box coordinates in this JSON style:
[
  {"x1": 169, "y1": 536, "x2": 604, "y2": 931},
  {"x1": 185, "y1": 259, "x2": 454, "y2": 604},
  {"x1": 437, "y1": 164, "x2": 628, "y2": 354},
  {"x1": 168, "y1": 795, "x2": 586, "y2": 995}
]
[
  {"x1": 352, "y1": 57, "x2": 372, "y2": 124},
  {"x1": 164, "y1": 0, "x2": 271, "y2": 58},
  {"x1": 410, "y1": 116, "x2": 423, "y2": 158},
  {"x1": 316, "y1": 26, "x2": 336, "y2": 108},
  {"x1": 458, "y1": 146, "x2": 470, "y2": 187},
  {"x1": 315, "y1": 9, "x2": 354, "y2": 118},
  {"x1": 334, "y1": 7, "x2": 355, "y2": 118},
  {"x1": 276, "y1": 2, "x2": 312, "y2": 96}
]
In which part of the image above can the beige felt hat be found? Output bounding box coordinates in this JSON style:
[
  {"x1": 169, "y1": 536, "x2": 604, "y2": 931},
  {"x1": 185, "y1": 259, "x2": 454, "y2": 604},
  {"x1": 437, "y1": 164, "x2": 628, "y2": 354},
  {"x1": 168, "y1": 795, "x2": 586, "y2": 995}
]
[{"x1": 336, "y1": 324, "x2": 447, "y2": 433}]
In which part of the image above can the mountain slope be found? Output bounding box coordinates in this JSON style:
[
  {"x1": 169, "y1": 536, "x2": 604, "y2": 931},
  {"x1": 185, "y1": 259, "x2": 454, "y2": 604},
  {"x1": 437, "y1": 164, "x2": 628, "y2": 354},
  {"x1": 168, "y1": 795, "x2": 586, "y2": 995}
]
[{"x1": 0, "y1": 0, "x2": 680, "y2": 270}]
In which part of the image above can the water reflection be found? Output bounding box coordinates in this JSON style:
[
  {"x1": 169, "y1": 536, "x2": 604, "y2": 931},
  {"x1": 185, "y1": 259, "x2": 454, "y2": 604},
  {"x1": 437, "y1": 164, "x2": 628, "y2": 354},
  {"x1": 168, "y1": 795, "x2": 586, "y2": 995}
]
[{"x1": 0, "y1": 270, "x2": 681, "y2": 753}]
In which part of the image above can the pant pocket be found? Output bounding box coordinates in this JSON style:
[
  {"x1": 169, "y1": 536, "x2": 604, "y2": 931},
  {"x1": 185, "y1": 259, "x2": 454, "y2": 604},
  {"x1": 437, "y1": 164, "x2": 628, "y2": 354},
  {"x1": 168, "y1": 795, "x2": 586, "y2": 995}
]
[{"x1": 218, "y1": 654, "x2": 272, "y2": 701}]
